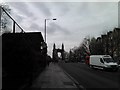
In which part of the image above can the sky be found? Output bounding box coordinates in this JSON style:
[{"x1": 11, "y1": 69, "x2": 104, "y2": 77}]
[{"x1": 1, "y1": 0, "x2": 119, "y2": 56}]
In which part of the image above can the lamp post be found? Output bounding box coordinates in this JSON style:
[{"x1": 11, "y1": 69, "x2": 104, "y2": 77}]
[{"x1": 44, "y1": 18, "x2": 57, "y2": 43}]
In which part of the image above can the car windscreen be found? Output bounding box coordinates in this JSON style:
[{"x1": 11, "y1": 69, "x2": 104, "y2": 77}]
[{"x1": 103, "y1": 58, "x2": 115, "y2": 63}]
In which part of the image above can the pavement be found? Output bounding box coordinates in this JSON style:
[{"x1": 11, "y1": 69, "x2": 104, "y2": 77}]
[
  {"x1": 30, "y1": 63, "x2": 79, "y2": 89},
  {"x1": 0, "y1": 67, "x2": 2, "y2": 90}
]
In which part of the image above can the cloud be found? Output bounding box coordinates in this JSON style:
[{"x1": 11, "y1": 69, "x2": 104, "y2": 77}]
[
  {"x1": 118, "y1": 1, "x2": 120, "y2": 28},
  {"x1": 29, "y1": 23, "x2": 42, "y2": 31},
  {"x1": 7, "y1": 2, "x2": 34, "y2": 17},
  {"x1": 47, "y1": 22, "x2": 70, "y2": 35},
  {"x1": 12, "y1": 14, "x2": 25, "y2": 23},
  {"x1": 49, "y1": 2, "x2": 70, "y2": 16},
  {"x1": 31, "y1": 2, "x2": 52, "y2": 17},
  {"x1": 4, "y1": 2, "x2": 118, "y2": 56},
  {"x1": 2, "y1": 0, "x2": 119, "y2": 3}
]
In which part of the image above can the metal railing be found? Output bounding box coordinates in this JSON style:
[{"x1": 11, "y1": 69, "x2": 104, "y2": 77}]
[{"x1": 1, "y1": 6, "x2": 25, "y2": 34}]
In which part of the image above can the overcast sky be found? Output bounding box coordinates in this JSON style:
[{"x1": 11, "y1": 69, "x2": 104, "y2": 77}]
[{"x1": 1, "y1": 1, "x2": 119, "y2": 56}]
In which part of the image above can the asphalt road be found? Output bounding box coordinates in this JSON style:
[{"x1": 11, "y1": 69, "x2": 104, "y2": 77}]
[{"x1": 59, "y1": 62, "x2": 120, "y2": 89}]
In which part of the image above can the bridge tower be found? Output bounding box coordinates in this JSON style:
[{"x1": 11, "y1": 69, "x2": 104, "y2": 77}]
[
  {"x1": 52, "y1": 43, "x2": 57, "y2": 62},
  {"x1": 61, "y1": 43, "x2": 65, "y2": 60},
  {"x1": 52, "y1": 43, "x2": 65, "y2": 62}
]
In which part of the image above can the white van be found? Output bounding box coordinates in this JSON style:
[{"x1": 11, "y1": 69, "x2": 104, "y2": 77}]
[{"x1": 89, "y1": 55, "x2": 119, "y2": 71}]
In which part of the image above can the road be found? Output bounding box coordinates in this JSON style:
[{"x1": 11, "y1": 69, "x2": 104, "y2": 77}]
[{"x1": 59, "y1": 62, "x2": 120, "y2": 89}]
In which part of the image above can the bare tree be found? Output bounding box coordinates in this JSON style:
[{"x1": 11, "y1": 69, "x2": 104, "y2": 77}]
[{"x1": 0, "y1": 4, "x2": 11, "y2": 34}]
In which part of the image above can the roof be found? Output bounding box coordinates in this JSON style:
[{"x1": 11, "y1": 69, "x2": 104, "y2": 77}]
[
  {"x1": 2, "y1": 32, "x2": 44, "y2": 51},
  {"x1": 2, "y1": 32, "x2": 44, "y2": 42}
]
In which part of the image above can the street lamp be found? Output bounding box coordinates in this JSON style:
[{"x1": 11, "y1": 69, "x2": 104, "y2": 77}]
[{"x1": 44, "y1": 18, "x2": 57, "y2": 43}]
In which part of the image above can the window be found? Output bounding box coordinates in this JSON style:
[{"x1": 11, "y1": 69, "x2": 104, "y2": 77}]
[
  {"x1": 103, "y1": 58, "x2": 114, "y2": 63},
  {"x1": 100, "y1": 58, "x2": 104, "y2": 63}
]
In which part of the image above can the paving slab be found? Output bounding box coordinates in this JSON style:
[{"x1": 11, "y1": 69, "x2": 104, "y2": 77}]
[{"x1": 30, "y1": 63, "x2": 79, "y2": 89}]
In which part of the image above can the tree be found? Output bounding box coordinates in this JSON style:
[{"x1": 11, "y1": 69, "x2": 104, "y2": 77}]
[
  {"x1": 89, "y1": 37, "x2": 97, "y2": 55},
  {"x1": 0, "y1": 4, "x2": 11, "y2": 34}
]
